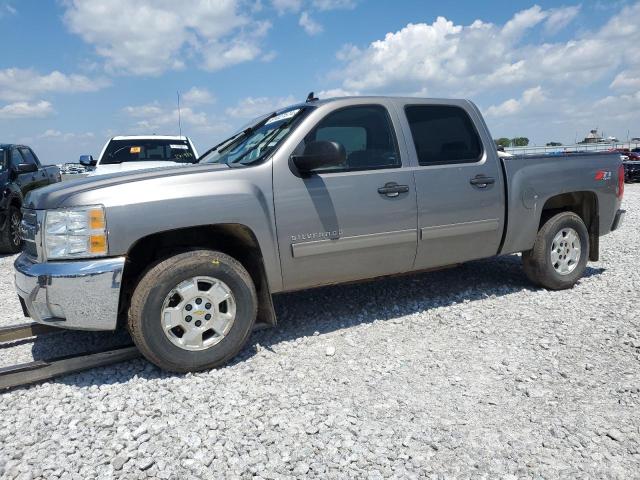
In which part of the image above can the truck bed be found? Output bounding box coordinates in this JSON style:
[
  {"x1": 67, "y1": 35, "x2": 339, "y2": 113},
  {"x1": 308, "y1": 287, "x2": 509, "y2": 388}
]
[{"x1": 499, "y1": 152, "x2": 622, "y2": 256}]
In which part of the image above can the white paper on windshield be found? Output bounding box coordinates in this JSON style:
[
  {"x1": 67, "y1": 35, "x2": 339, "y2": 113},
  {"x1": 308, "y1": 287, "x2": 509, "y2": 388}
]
[
  {"x1": 265, "y1": 109, "x2": 300, "y2": 125},
  {"x1": 170, "y1": 144, "x2": 189, "y2": 149}
]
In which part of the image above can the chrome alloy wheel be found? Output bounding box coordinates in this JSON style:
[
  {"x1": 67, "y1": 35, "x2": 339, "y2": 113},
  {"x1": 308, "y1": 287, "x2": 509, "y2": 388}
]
[
  {"x1": 550, "y1": 227, "x2": 581, "y2": 275},
  {"x1": 161, "y1": 276, "x2": 236, "y2": 351},
  {"x1": 10, "y1": 211, "x2": 21, "y2": 247}
]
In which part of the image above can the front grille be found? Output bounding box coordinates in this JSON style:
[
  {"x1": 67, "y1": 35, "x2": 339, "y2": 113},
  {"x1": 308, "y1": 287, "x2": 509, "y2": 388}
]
[{"x1": 21, "y1": 209, "x2": 38, "y2": 257}]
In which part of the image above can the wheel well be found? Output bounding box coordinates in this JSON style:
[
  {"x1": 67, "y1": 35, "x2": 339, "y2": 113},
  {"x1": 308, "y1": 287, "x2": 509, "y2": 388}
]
[
  {"x1": 539, "y1": 191, "x2": 599, "y2": 261},
  {"x1": 9, "y1": 197, "x2": 21, "y2": 209},
  {"x1": 120, "y1": 224, "x2": 276, "y2": 328}
]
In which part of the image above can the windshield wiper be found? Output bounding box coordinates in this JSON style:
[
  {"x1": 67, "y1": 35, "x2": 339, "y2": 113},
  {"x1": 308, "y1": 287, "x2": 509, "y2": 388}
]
[{"x1": 198, "y1": 112, "x2": 277, "y2": 162}]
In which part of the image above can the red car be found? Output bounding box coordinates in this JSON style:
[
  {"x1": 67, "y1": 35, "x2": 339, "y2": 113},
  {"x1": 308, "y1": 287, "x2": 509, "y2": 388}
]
[
  {"x1": 614, "y1": 149, "x2": 640, "y2": 183},
  {"x1": 610, "y1": 148, "x2": 640, "y2": 158}
]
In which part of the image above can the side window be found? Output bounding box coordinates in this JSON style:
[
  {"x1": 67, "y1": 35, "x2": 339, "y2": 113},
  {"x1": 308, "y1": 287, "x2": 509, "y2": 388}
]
[
  {"x1": 10, "y1": 149, "x2": 23, "y2": 169},
  {"x1": 304, "y1": 105, "x2": 401, "y2": 171},
  {"x1": 316, "y1": 126, "x2": 366, "y2": 155},
  {"x1": 18, "y1": 148, "x2": 38, "y2": 166},
  {"x1": 0, "y1": 150, "x2": 6, "y2": 172},
  {"x1": 405, "y1": 105, "x2": 483, "y2": 166}
]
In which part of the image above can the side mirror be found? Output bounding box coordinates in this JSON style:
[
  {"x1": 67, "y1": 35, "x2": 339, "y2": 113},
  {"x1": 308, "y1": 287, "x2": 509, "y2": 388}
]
[
  {"x1": 79, "y1": 155, "x2": 96, "y2": 167},
  {"x1": 14, "y1": 163, "x2": 38, "y2": 174},
  {"x1": 291, "y1": 141, "x2": 346, "y2": 175}
]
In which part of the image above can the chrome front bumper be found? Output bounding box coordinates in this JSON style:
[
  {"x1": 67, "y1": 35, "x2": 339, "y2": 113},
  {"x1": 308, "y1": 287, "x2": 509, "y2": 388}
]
[{"x1": 14, "y1": 254, "x2": 126, "y2": 331}]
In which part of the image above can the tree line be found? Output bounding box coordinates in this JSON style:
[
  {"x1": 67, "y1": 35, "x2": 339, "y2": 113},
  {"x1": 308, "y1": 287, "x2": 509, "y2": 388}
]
[{"x1": 494, "y1": 137, "x2": 530, "y2": 147}]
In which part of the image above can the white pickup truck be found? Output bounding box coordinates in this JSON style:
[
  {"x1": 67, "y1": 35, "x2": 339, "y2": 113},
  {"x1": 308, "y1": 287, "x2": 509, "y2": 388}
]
[{"x1": 80, "y1": 135, "x2": 199, "y2": 176}]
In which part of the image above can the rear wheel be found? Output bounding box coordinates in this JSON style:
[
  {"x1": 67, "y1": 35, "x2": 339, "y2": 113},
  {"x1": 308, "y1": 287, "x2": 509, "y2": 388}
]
[
  {"x1": 128, "y1": 250, "x2": 257, "y2": 372},
  {"x1": 0, "y1": 206, "x2": 23, "y2": 254},
  {"x1": 522, "y1": 212, "x2": 589, "y2": 290}
]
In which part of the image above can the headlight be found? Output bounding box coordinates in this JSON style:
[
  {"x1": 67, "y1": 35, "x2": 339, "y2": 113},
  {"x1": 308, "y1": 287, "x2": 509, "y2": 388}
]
[{"x1": 44, "y1": 206, "x2": 108, "y2": 259}]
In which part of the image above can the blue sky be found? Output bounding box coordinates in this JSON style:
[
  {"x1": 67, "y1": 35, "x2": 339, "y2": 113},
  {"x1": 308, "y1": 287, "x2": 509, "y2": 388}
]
[{"x1": 1, "y1": 0, "x2": 639, "y2": 164}]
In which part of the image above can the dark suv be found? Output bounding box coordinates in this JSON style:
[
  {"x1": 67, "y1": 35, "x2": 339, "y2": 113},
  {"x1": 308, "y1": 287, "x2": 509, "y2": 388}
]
[{"x1": 0, "y1": 144, "x2": 61, "y2": 253}]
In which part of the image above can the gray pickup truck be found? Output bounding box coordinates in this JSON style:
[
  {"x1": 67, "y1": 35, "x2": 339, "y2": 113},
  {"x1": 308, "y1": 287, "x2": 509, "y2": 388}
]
[{"x1": 15, "y1": 96, "x2": 625, "y2": 372}]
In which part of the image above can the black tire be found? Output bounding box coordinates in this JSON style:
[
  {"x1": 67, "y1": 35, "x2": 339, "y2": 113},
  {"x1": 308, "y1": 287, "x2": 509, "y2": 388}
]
[
  {"x1": 522, "y1": 212, "x2": 589, "y2": 290},
  {"x1": 0, "y1": 206, "x2": 23, "y2": 254},
  {"x1": 128, "y1": 250, "x2": 257, "y2": 372}
]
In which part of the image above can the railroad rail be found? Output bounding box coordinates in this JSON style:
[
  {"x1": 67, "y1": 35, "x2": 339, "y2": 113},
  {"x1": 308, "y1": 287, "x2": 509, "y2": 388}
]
[
  {"x1": 0, "y1": 320, "x2": 272, "y2": 391},
  {"x1": 0, "y1": 322, "x2": 140, "y2": 391}
]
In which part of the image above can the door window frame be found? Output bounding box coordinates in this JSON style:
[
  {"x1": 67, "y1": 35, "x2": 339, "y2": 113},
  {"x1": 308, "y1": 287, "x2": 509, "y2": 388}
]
[
  {"x1": 299, "y1": 103, "x2": 404, "y2": 174},
  {"x1": 403, "y1": 104, "x2": 485, "y2": 167},
  {"x1": 18, "y1": 147, "x2": 39, "y2": 166},
  {"x1": 10, "y1": 148, "x2": 25, "y2": 169}
]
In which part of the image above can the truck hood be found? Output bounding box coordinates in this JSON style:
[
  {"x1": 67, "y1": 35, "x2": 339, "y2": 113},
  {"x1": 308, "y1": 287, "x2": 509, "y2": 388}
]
[
  {"x1": 88, "y1": 161, "x2": 190, "y2": 176},
  {"x1": 25, "y1": 163, "x2": 229, "y2": 210}
]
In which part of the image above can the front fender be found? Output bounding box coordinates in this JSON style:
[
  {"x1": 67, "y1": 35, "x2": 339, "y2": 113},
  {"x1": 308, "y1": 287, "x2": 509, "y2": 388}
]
[{"x1": 59, "y1": 162, "x2": 283, "y2": 291}]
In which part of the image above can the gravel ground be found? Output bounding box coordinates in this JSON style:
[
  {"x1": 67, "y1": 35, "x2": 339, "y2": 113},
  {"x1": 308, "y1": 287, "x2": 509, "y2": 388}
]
[{"x1": 0, "y1": 186, "x2": 638, "y2": 479}]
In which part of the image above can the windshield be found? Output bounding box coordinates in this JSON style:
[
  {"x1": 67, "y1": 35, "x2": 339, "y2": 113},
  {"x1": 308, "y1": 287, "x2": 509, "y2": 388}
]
[
  {"x1": 101, "y1": 139, "x2": 196, "y2": 165},
  {"x1": 199, "y1": 107, "x2": 311, "y2": 167}
]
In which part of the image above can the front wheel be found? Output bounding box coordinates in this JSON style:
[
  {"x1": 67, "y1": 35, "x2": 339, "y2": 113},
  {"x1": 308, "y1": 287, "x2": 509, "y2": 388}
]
[
  {"x1": 128, "y1": 250, "x2": 257, "y2": 372},
  {"x1": 0, "y1": 206, "x2": 23, "y2": 254},
  {"x1": 522, "y1": 212, "x2": 589, "y2": 290}
]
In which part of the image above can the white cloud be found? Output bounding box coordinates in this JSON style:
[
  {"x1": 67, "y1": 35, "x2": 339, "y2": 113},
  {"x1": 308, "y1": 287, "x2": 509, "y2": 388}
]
[
  {"x1": 610, "y1": 68, "x2": 640, "y2": 91},
  {"x1": 39, "y1": 129, "x2": 95, "y2": 141},
  {"x1": 0, "y1": 100, "x2": 53, "y2": 119},
  {"x1": 225, "y1": 95, "x2": 297, "y2": 119},
  {"x1": 272, "y1": 0, "x2": 302, "y2": 13},
  {"x1": 123, "y1": 101, "x2": 228, "y2": 136},
  {"x1": 272, "y1": 0, "x2": 355, "y2": 12},
  {"x1": 544, "y1": 5, "x2": 581, "y2": 33},
  {"x1": 501, "y1": 5, "x2": 547, "y2": 39},
  {"x1": 181, "y1": 87, "x2": 215, "y2": 106},
  {"x1": 0, "y1": 68, "x2": 109, "y2": 102},
  {"x1": 299, "y1": 11, "x2": 323, "y2": 35},
  {"x1": 63, "y1": 0, "x2": 269, "y2": 76},
  {"x1": 484, "y1": 89, "x2": 640, "y2": 144},
  {"x1": 312, "y1": 0, "x2": 356, "y2": 10},
  {"x1": 122, "y1": 102, "x2": 164, "y2": 118},
  {"x1": 331, "y1": 3, "x2": 639, "y2": 96},
  {"x1": 200, "y1": 34, "x2": 268, "y2": 72},
  {"x1": 484, "y1": 86, "x2": 547, "y2": 117},
  {"x1": 317, "y1": 87, "x2": 358, "y2": 98},
  {"x1": 0, "y1": 3, "x2": 16, "y2": 17}
]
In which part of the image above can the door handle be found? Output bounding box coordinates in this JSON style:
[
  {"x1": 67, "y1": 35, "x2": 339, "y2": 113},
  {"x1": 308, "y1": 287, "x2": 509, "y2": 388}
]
[
  {"x1": 469, "y1": 175, "x2": 495, "y2": 188},
  {"x1": 378, "y1": 182, "x2": 409, "y2": 197}
]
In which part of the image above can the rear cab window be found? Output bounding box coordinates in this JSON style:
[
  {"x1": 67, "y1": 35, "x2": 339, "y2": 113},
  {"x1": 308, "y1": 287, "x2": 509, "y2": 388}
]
[
  {"x1": 404, "y1": 105, "x2": 483, "y2": 166},
  {"x1": 101, "y1": 139, "x2": 196, "y2": 165}
]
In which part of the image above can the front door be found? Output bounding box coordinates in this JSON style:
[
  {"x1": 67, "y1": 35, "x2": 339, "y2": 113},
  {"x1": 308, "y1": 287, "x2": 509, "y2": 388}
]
[
  {"x1": 274, "y1": 102, "x2": 418, "y2": 291},
  {"x1": 396, "y1": 102, "x2": 505, "y2": 270},
  {"x1": 9, "y1": 148, "x2": 38, "y2": 197},
  {"x1": 18, "y1": 147, "x2": 48, "y2": 189}
]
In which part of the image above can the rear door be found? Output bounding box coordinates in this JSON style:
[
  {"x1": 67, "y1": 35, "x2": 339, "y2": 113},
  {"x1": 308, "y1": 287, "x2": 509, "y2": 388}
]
[
  {"x1": 396, "y1": 101, "x2": 505, "y2": 270},
  {"x1": 273, "y1": 101, "x2": 418, "y2": 290}
]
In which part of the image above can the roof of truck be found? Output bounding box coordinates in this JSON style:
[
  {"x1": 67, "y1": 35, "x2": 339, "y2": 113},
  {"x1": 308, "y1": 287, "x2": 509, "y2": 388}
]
[
  {"x1": 0, "y1": 143, "x2": 27, "y2": 149},
  {"x1": 288, "y1": 96, "x2": 472, "y2": 111},
  {"x1": 308, "y1": 95, "x2": 467, "y2": 104}
]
